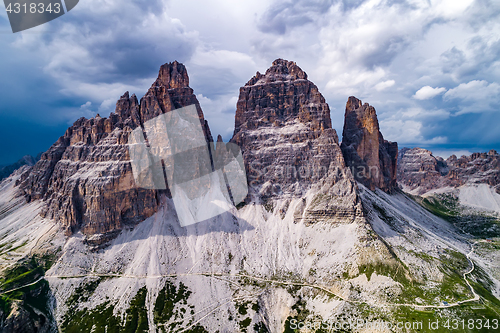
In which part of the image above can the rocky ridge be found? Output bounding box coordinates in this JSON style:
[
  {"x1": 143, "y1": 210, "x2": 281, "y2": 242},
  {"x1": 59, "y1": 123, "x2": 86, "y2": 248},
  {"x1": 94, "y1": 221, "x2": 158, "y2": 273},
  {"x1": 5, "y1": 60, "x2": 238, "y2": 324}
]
[
  {"x1": 231, "y1": 59, "x2": 346, "y2": 197},
  {"x1": 17, "y1": 61, "x2": 212, "y2": 238},
  {"x1": 340, "y1": 96, "x2": 398, "y2": 192},
  {"x1": 0, "y1": 154, "x2": 41, "y2": 181},
  {"x1": 398, "y1": 147, "x2": 500, "y2": 195},
  {"x1": 231, "y1": 59, "x2": 366, "y2": 223},
  {"x1": 15, "y1": 60, "x2": 401, "y2": 238}
]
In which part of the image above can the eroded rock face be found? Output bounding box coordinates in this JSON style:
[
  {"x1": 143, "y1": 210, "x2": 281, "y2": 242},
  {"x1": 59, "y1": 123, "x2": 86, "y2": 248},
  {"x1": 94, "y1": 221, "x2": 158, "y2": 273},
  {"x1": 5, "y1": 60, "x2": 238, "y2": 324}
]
[
  {"x1": 396, "y1": 147, "x2": 451, "y2": 194},
  {"x1": 139, "y1": 62, "x2": 213, "y2": 141},
  {"x1": 231, "y1": 59, "x2": 347, "y2": 199},
  {"x1": 17, "y1": 61, "x2": 212, "y2": 237},
  {"x1": 398, "y1": 148, "x2": 500, "y2": 194},
  {"x1": 340, "y1": 96, "x2": 398, "y2": 192}
]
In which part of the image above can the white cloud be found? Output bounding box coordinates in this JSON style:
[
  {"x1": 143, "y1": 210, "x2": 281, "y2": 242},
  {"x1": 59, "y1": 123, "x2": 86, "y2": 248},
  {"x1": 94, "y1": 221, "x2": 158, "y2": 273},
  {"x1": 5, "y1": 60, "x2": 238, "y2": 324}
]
[
  {"x1": 432, "y1": 0, "x2": 475, "y2": 19},
  {"x1": 380, "y1": 118, "x2": 424, "y2": 144},
  {"x1": 80, "y1": 101, "x2": 92, "y2": 109},
  {"x1": 379, "y1": 107, "x2": 450, "y2": 144},
  {"x1": 444, "y1": 80, "x2": 500, "y2": 114},
  {"x1": 444, "y1": 80, "x2": 500, "y2": 101},
  {"x1": 401, "y1": 108, "x2": 450, "y2": 119},
  {"x1": 413, "y1": 86, "x2": 447, "y2": 100},
  {"x1": 59, "y1": 78, "x2": 153, "y2": 108},
  {"x1": 375, "y1": 80, "x2": 395, "y2": 91}
]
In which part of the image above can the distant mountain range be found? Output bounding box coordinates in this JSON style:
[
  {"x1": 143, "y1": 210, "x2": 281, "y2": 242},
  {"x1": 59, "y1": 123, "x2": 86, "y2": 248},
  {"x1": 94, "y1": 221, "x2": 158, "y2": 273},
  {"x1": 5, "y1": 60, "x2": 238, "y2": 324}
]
[
  {"x1": 0, "y1": 153, "x2": 41, "y2": 181},
  {"x1": 0, "y1": 60, "x2": 498, "y2": 333},
  {"x1": 398, "y1": 147, "x2": 500, "y2": 195}
]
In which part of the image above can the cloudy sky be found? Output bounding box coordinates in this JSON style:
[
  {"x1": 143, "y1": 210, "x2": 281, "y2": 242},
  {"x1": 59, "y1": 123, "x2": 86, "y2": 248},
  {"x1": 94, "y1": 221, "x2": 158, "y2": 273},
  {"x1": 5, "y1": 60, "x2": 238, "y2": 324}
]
[{"x1": 0, "y1": 0, "x2": 499, "y2": 164}]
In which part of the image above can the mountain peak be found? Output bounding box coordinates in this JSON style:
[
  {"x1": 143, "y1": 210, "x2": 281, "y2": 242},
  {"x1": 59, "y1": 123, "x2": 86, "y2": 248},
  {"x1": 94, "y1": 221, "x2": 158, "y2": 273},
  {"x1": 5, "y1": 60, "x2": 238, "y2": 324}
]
[
  {"x1": 232, "y1": 59, "x2": 346, "y2": 199},
  {"x1": 17, "y1": 61, "x2": 210, "y2": 238},
  {"x1": 245, "y1": 58, "x2": 308, "y2": 86},
  {"x1": 346, "y1": 96, "x2": 364, "y2": 112},
  {"x1": 235, "y1": 59, "x2": 330, "y2": 134},
  {"x1": 341, "y1": 96, "x2": 398, "y2": 192},
  {"x1": 155, "y1": 60, "x2": 190, "y2": 89}
]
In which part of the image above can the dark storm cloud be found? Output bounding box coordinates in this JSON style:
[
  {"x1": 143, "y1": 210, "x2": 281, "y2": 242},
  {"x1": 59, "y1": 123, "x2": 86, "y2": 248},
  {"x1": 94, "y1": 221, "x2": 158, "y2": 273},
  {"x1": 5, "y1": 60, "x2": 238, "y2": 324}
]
[
  {"x1": 443, "y1": 38, "x2": 500, "y2": 83},
  {"x1": 0, "y1": 117, "x2": 68, "y2": 165},
  {"x1": 257, "y1": 0, "x2": 334, "y2": 35},
  {"x1": 361, "y1": 36, "x2": 410, "y2": 70},
  {"x1": 0, "y1": 0, "x2": 200, "y2": 164},
  {"x1": 4, "y1": 0, "x2": 200, "y2": 105},
  {"x1": 423, "y1": 112, "x2": 500, "y2": 149},
  {"x1": 0, "y1": 44, "x2": 104, "y2": 164},
  {"x1": 36, "y1": 0, "x2": 197, "y2": 84}
]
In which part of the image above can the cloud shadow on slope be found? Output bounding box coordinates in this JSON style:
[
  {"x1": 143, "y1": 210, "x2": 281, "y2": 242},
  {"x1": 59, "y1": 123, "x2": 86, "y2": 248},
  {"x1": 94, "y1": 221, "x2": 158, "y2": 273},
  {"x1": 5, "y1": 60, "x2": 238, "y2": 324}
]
[
  {"x1": 176, "y1": 210, "x2": 255, "y2": 237},
  {"x1": 107, "y1": 206, "x2": 255, "y2": 249}
]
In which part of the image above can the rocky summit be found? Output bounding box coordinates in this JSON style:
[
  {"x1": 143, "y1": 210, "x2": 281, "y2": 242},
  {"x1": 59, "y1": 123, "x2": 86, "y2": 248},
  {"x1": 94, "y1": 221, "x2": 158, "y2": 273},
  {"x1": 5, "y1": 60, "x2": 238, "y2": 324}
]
[
  {"x1": 16, "y1": 61, "x2": 212, "y2": 241},
  {"x1": 398, "y1": 147, "x2": 500, "y2": 195},
  {"x1": 340, "y1": 96, "x2": 398, "y2": 192},
  {"x1": 231, "y1": 59, "x2": 346, "y2": 199}
]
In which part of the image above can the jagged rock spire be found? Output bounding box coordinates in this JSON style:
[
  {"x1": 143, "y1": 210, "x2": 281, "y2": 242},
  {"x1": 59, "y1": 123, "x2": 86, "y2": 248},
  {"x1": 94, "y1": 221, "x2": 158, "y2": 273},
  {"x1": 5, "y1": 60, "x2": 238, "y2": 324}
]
[{"x1": 340, "y1": 96, "x2": 398, "y2": 192}]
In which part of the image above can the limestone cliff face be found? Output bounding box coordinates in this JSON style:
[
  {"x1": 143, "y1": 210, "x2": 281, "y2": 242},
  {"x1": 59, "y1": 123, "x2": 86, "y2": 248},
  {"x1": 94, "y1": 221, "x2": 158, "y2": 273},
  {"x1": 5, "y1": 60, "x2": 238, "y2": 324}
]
[
  {"x1": 340, "y1": 96, "x2": 398, "y2": 192},
  {"x1": 231, "y1": 59, "x2": 347, "y2": 199},
  {"x1": 398, "y1": 148, "x2": 500, "y2": 195},
  {"x1": 396, "y1": 148, "x2": 451, "y2": 194},
  {"x1": 17, "y1": 61, "x2": 212, "y2": 238},
  {"x1": 18, "y1": 102, "x2": 158, "y2": 237},
  {"x1": 139, "y1": 62, "x2": 213, "y2": 141}
]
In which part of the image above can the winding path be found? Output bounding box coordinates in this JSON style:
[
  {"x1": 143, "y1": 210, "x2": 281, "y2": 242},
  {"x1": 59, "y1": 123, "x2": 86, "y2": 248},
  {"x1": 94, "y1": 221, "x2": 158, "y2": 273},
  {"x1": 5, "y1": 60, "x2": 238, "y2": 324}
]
[
  {"x1": 1, "y1": 242, "x2": 483, "y2": 312},
  {"x1": 0, "y1": 277, "x2": 45, "y2": 295},
  {"x1": 393, "y1": 240, "x2": 481, "y2": 310}
]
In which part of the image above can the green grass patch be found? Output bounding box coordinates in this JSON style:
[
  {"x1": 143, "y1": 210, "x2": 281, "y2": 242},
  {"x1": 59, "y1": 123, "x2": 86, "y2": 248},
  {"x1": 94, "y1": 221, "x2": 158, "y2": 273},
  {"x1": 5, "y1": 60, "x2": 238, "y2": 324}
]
[
  {"x1": 123, "y1": 287, "x2": 149, "y2": 333},
  {"x1": 420, "y1": 194, "x2": 500, "y2": 238},
  {"x1": 392, "y1": 303, "x2": 500, "y2": 333},
  {"x1": 62, "y1": 286, "x2": 149, "y2": 333},
  {"x1": 66, "y1": 277, "x2": 103, "y2": 308},
  {"x1": 358, "y1": 261, "x2": 408, "y2": 283},
  {"x1": 0, "y1": 255, "x2": 57, "y2": 330},
  {"x1": 0, "y1": 256, "x2": 44, "y2": 292},
  {"x1": 153, "y1": 279, "x2": 208, "y2": 332},
  {"x1": 62, "y1": 301, "x2": 122, "y2": 333},
  {"x1": 239, "y1": 317, "x2": 251, "y2": 331}
]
